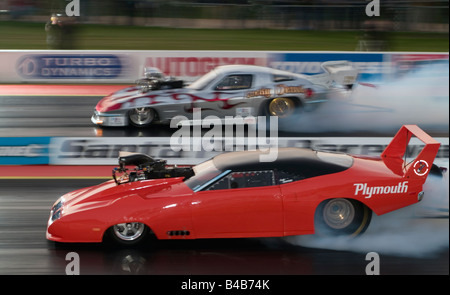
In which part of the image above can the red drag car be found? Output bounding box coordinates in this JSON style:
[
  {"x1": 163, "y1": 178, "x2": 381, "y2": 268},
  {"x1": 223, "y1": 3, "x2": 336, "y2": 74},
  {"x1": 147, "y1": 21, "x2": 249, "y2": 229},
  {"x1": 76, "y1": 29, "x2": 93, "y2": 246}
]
[{"x1": 47, "y1": 125, "x2": 441, "y2": 246}]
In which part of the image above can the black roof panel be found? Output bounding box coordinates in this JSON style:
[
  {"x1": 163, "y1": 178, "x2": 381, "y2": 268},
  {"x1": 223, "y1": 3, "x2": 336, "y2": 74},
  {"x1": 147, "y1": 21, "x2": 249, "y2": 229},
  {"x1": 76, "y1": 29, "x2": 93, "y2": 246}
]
[{"x1": 213, "y1": 147, "x2": 352, "y2": 179}]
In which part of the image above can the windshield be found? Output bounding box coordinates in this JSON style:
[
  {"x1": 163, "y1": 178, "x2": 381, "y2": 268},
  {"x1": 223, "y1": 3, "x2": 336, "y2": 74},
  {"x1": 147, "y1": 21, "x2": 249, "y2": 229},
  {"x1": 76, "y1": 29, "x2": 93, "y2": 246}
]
[
  {"x1": 184, "y1": 160, "x2": 224, "y2": 191},
  {"x1": 186, "y1": 70, "x2": 218, "y2": 90}
]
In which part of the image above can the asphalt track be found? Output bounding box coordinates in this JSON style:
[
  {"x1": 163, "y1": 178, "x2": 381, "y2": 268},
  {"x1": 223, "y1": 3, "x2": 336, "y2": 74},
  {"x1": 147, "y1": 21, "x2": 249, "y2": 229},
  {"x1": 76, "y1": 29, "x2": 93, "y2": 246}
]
[
  {"x1": 0, "y1": 85, "x2": 448, "y2": 277},
  {"x1": 0, "y1": 85, "x2": 448, "y2": 138},
  {"x1": 0, "y1": 85, "x2": 128, "y2": 137},
  {"x1": 0, "y1": 179, "x2": 448, "y2": 276}
]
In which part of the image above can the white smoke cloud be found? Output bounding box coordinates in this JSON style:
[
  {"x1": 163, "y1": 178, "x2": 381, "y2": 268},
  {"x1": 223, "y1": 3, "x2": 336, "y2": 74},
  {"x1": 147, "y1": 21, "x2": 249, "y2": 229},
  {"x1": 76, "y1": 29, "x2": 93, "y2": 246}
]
[
  {"x1": 284, "y1": 169, "x2": 449, "y2": 258},
  {"x1": 280, "y1": 61, "x2": 449, "y2": 134}
]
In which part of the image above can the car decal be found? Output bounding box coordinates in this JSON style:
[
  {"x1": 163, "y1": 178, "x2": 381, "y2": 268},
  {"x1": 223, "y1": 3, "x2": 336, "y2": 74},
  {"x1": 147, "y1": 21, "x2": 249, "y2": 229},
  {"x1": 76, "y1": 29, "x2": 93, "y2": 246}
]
[{"x1": 353, "y1": 181, "x2": 408, "y2": 199}]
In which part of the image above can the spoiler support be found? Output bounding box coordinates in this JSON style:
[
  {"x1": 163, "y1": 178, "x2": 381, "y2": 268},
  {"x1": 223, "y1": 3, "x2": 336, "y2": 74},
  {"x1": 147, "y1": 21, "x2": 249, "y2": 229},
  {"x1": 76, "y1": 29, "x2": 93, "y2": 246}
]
[{"x1": 381, "y1": 125, "x2": 441, "y2": 178}]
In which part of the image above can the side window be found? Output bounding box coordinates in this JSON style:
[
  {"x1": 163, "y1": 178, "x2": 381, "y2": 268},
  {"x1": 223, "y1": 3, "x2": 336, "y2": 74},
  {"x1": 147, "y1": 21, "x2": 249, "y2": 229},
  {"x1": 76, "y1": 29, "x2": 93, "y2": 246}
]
[
  {"x1": 272, "y1": 73, "x2": 295, "y2": 82},
  {"x1": 206, "y1": 175, "x2": 230, "y2": 191},
  {"x1": 215, "y1": 74, "x2": 253, "y2": 90},
  {"x1": 206, "y1": 170, "x2": 275, "y2": 191}
]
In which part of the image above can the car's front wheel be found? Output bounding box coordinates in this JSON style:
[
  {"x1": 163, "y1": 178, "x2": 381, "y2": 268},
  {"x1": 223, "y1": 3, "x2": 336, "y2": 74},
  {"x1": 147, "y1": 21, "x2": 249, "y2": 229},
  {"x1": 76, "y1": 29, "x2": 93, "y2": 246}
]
[
  {"x1": 315, "y1": 198, "x2": 372, "y2": 237},
  {"x1": 128, "y1": 107, "x2": 156, "y2": 127},
  {"x1": 106, "y1": 222, "x2": 149, "y2": 246}
]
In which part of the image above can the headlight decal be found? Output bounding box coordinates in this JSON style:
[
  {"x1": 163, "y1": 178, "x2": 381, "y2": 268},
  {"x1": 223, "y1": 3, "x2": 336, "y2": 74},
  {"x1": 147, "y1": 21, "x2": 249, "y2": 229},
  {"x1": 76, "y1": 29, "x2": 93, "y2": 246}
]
[{"x1": 50, "y1": 197, "x2": 65, "y2": 222}]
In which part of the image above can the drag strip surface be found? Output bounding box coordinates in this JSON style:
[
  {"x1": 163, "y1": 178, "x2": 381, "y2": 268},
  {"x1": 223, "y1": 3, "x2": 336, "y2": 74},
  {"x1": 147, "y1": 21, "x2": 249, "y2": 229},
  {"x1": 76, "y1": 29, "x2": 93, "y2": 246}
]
[
  {"x1": 0, "y1": 82, "x2": 448, "y2": 138},
  {"x1": 0, "y1": 93, "x2": 178, "y2": 138},
  {"x1": 1, "y1": 93, "x2": 448, "y2": 138},
  {"x1": 0, "y1": 85, "x2": 448, "y2": 276},
  {"x1": 0, "y1": 95, "x2": 98, "y2": 127},
  {"x1": 0, "y1": 179, "x2": 447, "y2": 275}
]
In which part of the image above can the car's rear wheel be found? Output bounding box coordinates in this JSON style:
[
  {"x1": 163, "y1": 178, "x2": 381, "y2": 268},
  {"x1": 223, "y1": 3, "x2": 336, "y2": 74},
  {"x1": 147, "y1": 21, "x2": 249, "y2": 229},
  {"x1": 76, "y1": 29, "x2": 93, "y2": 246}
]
[
  {"x1": 315, "y1": 198, "x2": 372, "y2": 237},
  {"x1": 267, "y1": 97, "x2": 297, "y2": 118},
  {"x1": 128, "y1": 107, "x2": 156, "y2": 127},
  {"x1": 106, "y1": 222, "x2": 149, "y2": 246}
]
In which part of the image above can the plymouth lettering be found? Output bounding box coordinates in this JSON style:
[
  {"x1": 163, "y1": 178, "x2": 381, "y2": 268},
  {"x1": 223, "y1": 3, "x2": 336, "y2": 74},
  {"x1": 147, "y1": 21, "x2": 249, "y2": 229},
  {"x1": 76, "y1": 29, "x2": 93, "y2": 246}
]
[{"x1": 354, "y1": 181, "x2": 408, "y2": 199}]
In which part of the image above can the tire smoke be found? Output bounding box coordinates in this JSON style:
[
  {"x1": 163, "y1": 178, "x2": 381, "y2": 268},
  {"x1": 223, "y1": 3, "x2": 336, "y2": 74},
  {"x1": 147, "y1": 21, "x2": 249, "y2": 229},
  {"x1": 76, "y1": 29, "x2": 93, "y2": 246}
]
[
  {"x1": 285, "y1": 168, "x2": 449, "y2": 258},
  {"x1": 280, "y1": 61, "x2": 449, "y2": 135}
]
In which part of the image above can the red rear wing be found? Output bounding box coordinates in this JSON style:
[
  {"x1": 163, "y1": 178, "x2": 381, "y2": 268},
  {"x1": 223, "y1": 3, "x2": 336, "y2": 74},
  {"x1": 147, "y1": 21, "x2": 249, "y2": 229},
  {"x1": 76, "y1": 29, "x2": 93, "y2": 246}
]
[{"x1": 381, "y1": 125, "x2": 441, "y2": 178}]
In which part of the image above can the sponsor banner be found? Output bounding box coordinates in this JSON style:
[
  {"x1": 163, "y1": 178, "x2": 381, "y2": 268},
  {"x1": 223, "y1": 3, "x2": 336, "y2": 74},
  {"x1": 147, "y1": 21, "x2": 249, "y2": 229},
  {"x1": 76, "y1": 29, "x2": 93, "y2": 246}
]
[
  {"x1": 0, "y1": 137, "x2": 50, "y2": 165},
  {"x1": 16, "y1": 54, "x2": 125, "y2": 79},
  {"x1": 268, "y1": 52, "x2": 386, "y2": 82},
  {"x1": 143, "y1": 51, "x2": 267, "y2": 82},
  {"x1": 139, "y1": 51, "x2": 449, "y2": 84},
  {"x1": 0, "y1": 50, "x2": 137, "y2": 83},
  {"x1": 0, "y1": 50, "x2": 447, "y2": 84},
  {"x1": 385, "y1": 53, "x2": 449, "y2": 79},
  {"x1": 49, "y1": 136, "x2": 449, "y2": 166},
  {"x1": 50, "y1": 137, "x2": 206, "y2": 165}
]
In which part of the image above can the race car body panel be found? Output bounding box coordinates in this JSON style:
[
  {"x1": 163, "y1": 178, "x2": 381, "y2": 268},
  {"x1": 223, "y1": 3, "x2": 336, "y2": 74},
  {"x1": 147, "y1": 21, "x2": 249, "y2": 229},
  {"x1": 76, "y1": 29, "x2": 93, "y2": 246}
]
[
  {"x1": 47, "y1": 125, "x2": 441, "y2": 244},
  {"x1": 91, "y1": 64, "x2": 355, "y2": 127}
]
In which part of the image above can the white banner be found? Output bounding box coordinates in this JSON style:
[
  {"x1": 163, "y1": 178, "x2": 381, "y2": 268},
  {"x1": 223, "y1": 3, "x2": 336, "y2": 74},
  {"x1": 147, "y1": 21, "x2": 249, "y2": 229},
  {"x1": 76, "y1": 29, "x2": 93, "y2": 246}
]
[
  {"x1": 0, "y1": 50, "x2": 267, "y2": 84},
  {"x1": 0, "y1": 50, "x2": 447, "y2": 84},
  {"x1": 49, "y1": 136, "x2": 449, "y2": 166},
  {"x1": 0, "y1": 50, "x2": 139, "y2": 83}
]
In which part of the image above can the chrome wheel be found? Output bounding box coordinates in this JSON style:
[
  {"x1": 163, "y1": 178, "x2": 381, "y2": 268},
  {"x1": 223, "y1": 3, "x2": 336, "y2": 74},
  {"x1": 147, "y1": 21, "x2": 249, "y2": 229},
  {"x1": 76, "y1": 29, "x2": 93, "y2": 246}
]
[
  {"x1": 128, "y1": 107, "x2": 155, "y2": 127},
  {"x1": 322, "y1": 199, "x2": 355, "y2": 230},
  {"x1": 113, "y1": 222, "x2": 146, "y2": 241},
  {"x1": 268, "y1": 97, "x2": 296, "y2": 118}
]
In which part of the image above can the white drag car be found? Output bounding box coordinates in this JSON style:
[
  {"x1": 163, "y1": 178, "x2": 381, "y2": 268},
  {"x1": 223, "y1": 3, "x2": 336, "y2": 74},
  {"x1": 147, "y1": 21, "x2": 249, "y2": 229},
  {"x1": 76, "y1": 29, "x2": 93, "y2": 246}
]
[{"x1": 91, "y1": 61, "x2": 357, "y2": 127}]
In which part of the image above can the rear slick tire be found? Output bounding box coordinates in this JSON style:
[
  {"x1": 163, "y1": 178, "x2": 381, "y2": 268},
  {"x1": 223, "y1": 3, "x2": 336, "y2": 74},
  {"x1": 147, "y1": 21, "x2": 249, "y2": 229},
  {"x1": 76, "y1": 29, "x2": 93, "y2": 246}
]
[
  {"x1": 315, "y1": 198, "x2": 372, "y2": 237},
  {"x1": 267, "y1": 97, "x2": 297, "y2": 118}
]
